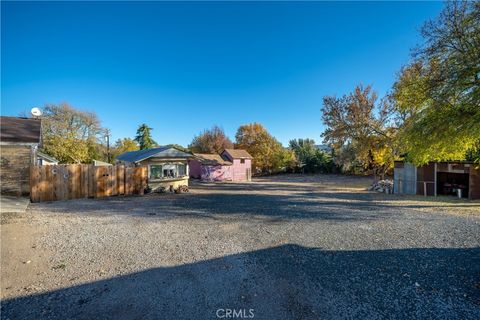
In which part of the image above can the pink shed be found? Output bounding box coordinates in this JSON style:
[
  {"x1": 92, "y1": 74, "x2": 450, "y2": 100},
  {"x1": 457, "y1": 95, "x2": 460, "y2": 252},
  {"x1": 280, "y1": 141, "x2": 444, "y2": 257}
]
[
  {"x1": 220, "y1": 149, "x2": 252, "y2": 182},
  {"x1": 189, "y1": 149, "x2": 252, "y2": 182}
]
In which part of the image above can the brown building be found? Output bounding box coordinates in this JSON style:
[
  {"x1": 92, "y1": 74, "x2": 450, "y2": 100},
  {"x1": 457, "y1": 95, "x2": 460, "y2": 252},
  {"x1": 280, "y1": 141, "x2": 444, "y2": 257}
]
[
  {"x1": 0, "y1": 116, "x2": 42, "y2": 196},
  {"x1": 394, "y1": 161, "x2": 480, "y2": 200}
]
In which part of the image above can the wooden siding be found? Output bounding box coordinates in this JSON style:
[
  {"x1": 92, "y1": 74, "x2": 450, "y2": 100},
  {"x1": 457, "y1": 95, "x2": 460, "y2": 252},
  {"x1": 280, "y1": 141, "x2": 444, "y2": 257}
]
[
  {"x1": 0, "y1": 145, "x2": 34, "y2": 196},
  {"x1": 469, "y1": 166, "x2": 480, "y2": 200},
  {"x1": 416, "y1": 163, "x2": 436, "y2": 196},
  {"x1": 30, "y1": 164, "x2": 147, "y2": 202},
  {"x1": 437, "y1": 162, "x2": 470, "y2": 173}
]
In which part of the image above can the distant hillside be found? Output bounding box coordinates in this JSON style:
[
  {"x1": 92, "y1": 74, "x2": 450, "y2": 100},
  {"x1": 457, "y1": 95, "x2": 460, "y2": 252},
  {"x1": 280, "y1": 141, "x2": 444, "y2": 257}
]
[{"x1": 315, "y1": 144, "x2": 332, "y2": 153}]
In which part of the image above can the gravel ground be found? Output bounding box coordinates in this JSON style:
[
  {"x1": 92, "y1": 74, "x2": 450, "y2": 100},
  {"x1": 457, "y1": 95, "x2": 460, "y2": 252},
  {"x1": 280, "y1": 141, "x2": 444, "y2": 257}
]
[{"x1": 1, "y1": 174, "x2": 480, "y2": 319}]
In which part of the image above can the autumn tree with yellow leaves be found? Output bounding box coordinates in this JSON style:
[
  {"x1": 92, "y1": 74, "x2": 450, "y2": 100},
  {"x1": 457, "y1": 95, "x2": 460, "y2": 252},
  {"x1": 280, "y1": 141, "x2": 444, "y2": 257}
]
[
  {"x1": 235, "y1": 123, "x2": 296, "y2": 174},
  {"x1": 321, "y1": 85, "x2": 399, "y2": 179}
]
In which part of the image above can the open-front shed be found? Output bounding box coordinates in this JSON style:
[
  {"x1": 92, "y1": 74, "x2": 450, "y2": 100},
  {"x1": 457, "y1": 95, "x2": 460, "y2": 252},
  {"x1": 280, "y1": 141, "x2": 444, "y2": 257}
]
[
  {"x1": 394, "y1": 161, "x2": 480, "y2": 200},
  {"x1": 189, "y1": 154, "x2": 233, "y2": 182},
  {"x1": 189, "y1": 149, "x2": 253, "y2": 182}
]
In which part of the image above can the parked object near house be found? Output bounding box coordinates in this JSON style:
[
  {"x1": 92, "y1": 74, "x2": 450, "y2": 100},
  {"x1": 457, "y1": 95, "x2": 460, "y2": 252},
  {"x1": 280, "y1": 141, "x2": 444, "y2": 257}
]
[
  {"x1": 220, "y1": 149, "x2": 253, "y2": 182},
  {"x1": 368, "y1": 179, "x2": 394, "y2": 194},
  {"x1": 116, "y1": 146, "x2": 193, "y2": 191},
  {"x1": 1, "y1": 116, "x2": 42, "y2": 196},
  {"x1": 394, "y1": 161, "x2": 480, "y2": 200},
  {"x1": 189, "y1": 153, "x2": 233, "y2": 182}
]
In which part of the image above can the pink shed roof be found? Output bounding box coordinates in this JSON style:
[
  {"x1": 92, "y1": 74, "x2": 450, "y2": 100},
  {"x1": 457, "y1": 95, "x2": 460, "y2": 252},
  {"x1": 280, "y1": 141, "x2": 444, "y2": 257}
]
[
  {"x1": 193, "y1": 153, "x2": 232, "y2": 166},
  {"x1": 222, "y1": 149, "x2": 253, "y2": 159}
]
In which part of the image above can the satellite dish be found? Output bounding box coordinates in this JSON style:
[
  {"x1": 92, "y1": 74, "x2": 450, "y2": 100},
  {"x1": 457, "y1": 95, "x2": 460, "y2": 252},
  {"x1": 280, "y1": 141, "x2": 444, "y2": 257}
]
[{"x1": 31, "y1": 107, "x2": 43, "y2": 117}]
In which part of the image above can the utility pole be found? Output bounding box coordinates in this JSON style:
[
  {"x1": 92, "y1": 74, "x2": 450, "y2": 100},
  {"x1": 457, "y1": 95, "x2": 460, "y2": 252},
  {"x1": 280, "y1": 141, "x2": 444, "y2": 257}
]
[{"x1": 105, "y1": 129, "x2": 111, "y2": 163}]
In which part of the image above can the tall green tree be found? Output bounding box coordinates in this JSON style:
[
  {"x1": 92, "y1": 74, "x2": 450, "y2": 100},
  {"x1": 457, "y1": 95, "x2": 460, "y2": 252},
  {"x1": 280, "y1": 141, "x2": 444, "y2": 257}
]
[
  {"x1": 392, "y1": 1, "x2": 480, "y2": 164},
  {"x1": 134, "y1": 124, "x2": 157, "y2": 150},
  {"x1": 289, "y1": 139, "x2": 317, "y2": 163},
  {"x1": 189, "y1": 125, "x2": 233, "y2": 154},
  {"x1": 289, "y1": 139, "x2": 335, "y2": 173}
]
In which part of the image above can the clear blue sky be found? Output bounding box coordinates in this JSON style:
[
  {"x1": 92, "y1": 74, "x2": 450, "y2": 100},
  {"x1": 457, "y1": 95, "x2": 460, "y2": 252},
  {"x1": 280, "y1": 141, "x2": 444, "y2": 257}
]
[{"x1": 1, "y1": 1, "x2": 443, "y2": 146}]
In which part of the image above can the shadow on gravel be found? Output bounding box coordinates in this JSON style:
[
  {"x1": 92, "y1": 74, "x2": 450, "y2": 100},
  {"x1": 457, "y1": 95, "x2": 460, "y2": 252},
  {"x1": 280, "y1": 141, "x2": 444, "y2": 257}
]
[
  {"x1": 2, "y1": 245, "x2": 479, "y2": 320},
  {"x1": 28, "y1": 192, "x2": 391, "y2": 222},
  {"x1": 29, "y1": 181, "x2": 478, "y2": 222}
]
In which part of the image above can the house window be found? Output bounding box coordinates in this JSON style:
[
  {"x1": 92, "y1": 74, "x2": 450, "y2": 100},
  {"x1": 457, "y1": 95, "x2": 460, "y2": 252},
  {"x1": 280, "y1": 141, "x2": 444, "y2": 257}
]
[
  {"x1": 150, "y1": 165, "x2": 163, "y2": 179},
  {"x1": 162, "y1": 164, "x2": 176, "y2": 178},
  {"x1": 240, "y1": 158, "x2": 245, "y2": 164},
  {"x1": 178, "y1": 164, "x2": 186, "y2": 176},
  {"x1": 149, "y1": 163, "x2": 187, "y2": 179}
]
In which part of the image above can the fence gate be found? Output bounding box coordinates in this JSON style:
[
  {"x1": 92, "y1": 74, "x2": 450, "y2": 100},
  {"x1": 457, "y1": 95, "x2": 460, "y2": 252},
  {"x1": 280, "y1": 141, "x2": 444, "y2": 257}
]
[{"x1": 30, "y1": 164, "x2": 147, "y2": 202}]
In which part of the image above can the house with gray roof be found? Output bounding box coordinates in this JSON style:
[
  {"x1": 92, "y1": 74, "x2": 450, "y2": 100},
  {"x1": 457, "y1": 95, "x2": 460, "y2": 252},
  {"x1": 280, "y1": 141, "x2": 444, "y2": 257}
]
[{"x1": 116, "y1": 146, "x2": 193, "y2": 191}]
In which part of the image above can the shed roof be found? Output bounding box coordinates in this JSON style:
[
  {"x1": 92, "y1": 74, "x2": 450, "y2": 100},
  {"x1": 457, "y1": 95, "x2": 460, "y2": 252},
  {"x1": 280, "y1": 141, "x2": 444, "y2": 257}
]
[
  {"x1": 193, "y1": 153, "x2": 232, "y2": 166},
  {"x1": 116, "y1": 146, "x2": 193, "y2": 163},
  {"x1": 37, "y1": 151, "x2": 58, "y2": 163},
  {"x1": 394, "y1": 160, "x2": 476, "y2": 165},
  {"x1": 222, "y1": 149, "x2": 253, "y2": 159},
  {"x1": 0, "y1": 116, "x2": 41, "y2": 144},
  {"x1": 93, "y1": 159, "x2": 112, "y2": 166}
]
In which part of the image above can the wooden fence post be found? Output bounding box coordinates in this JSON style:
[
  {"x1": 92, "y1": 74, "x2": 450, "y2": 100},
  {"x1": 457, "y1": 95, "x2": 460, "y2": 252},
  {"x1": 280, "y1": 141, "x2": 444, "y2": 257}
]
[
  {"x1": 141, "y1": 166, "x2": 147, "y2": 194},
  {"x1": 44, "y1": 166, "x2": 53, "y2": 202},
  {"x1": 88, "y1": 165, "x2": 95, "y2": 198},
  {"x1": 30, "y1": 166, "x2": 40, "y2": 202},
  {"x1": 117, "y1": 165, "x2": 125, "y2": 195},
  {"x1": 125, "y1": 166, "x2": 132, "y2": 195}
]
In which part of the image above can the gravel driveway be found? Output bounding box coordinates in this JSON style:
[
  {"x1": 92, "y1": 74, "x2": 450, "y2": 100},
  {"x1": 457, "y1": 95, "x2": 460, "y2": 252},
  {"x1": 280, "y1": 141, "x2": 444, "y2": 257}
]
[{"x1": 1, "y1": 174, "x2": 479, "y2": 319}]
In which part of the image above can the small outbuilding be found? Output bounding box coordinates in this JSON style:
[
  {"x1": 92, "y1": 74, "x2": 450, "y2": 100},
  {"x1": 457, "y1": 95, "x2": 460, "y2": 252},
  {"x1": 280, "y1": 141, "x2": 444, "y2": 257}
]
[
  {"x1": 221, "y1": 149, "x2": 253, "y2": 182},
  {"x1": 189, "y1": 153, "x2": 233, "y2": 181},
  {"x1": 116, "y1": 146, "x2": 193, "y2": 191},
  {"x1": 93, "y1": 159, "x2": 112, "y2": 166},
  {"x1": 36, "y1": 151, "x2": 59, "y2": 165},
  {"x1": 394, "y1": 161, "x2": 480, "y2": 200},
  {"x1": 189, "y1": 149, "x2": 252, "y2": 182}
]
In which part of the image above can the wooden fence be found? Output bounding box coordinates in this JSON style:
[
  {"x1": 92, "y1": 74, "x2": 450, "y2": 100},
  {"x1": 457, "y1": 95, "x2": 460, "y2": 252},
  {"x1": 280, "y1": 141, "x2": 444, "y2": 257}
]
[{"x1": 30, "y1": 164, "x2": 147, "y2": 202}]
